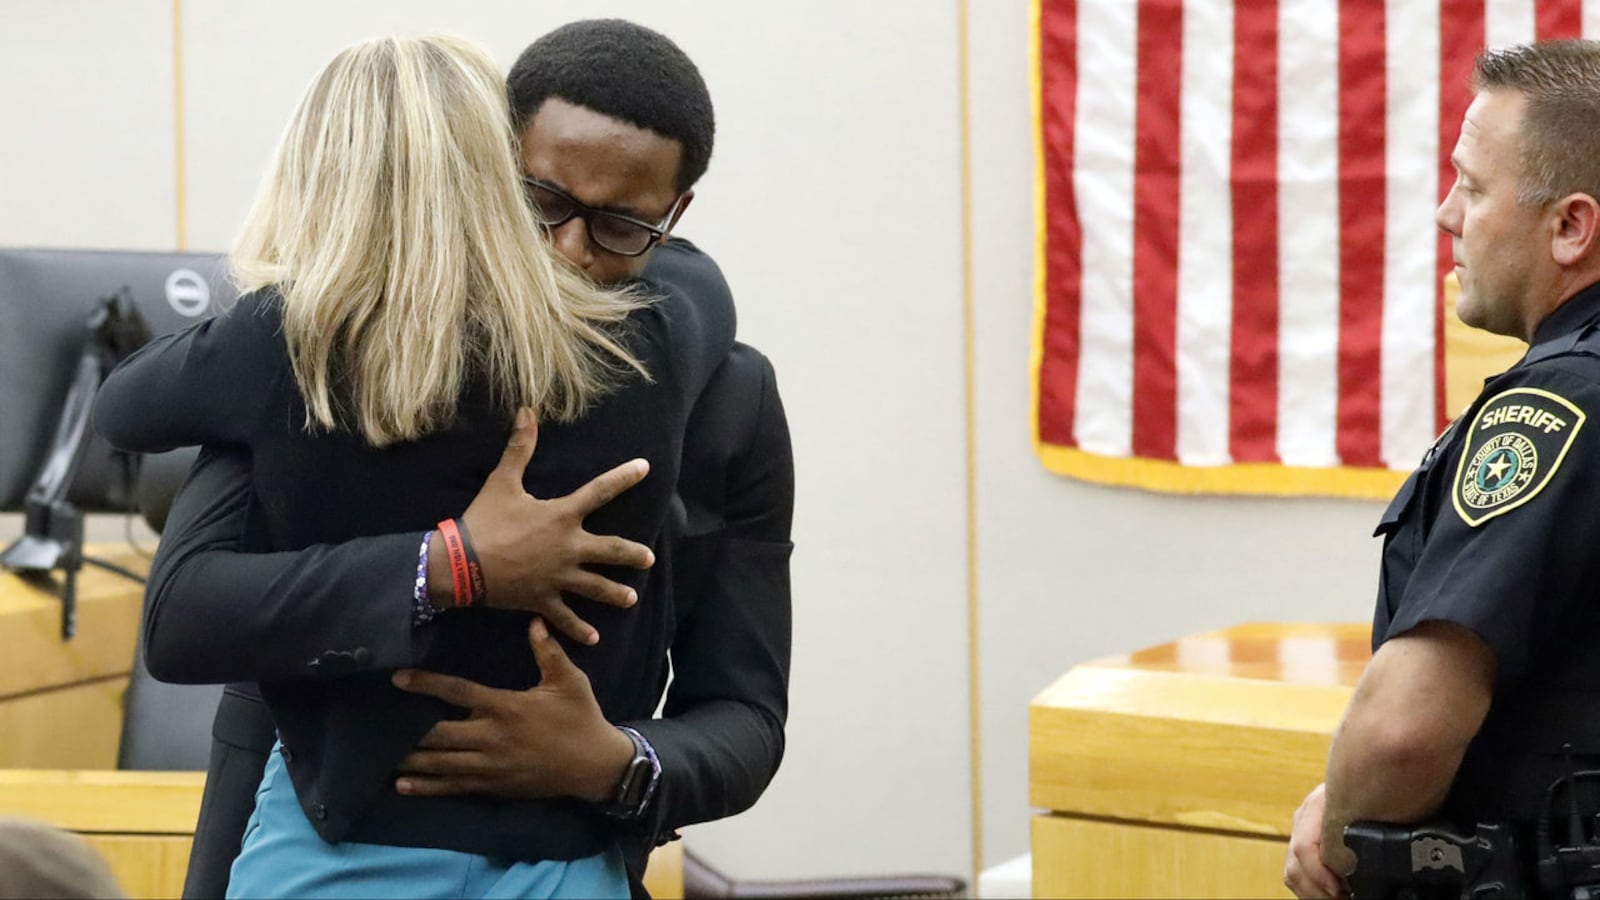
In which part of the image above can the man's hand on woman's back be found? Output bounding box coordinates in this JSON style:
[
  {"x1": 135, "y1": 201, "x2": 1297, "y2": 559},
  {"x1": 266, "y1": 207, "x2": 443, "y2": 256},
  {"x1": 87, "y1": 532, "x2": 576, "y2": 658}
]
[{"x1": 429, "y1": 408, "x2": 655, "y2": 645}]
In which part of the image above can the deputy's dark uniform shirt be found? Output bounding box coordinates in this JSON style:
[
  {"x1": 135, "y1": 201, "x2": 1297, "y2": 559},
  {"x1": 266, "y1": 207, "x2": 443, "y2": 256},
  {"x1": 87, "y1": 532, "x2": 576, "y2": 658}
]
[{"x1": 1373, "y1": 279, "x2": 1600, "y2": 822}]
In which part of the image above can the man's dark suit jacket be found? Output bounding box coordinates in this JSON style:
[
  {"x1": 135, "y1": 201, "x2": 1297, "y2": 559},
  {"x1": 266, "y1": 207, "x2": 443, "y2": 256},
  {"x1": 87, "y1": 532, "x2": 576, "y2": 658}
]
[
  {"x1": 160, "y1": 339, "x2": 793, "y2": 897},
  {"x1": 95, "y1": 238, "x2": 742, "y2": 867}
]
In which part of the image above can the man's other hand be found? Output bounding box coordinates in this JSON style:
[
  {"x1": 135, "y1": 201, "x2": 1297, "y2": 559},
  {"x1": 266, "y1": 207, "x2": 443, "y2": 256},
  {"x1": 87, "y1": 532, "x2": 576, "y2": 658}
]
[
  {"x1": 1285, "y1": 783, "x2": 1348, "y2": 899},
  {"x1": 433, "y1": 407, "x2": 655, "y2": 645},
  {"x1": 391, "y1": 617, "x2": 635, "y2": 803}
]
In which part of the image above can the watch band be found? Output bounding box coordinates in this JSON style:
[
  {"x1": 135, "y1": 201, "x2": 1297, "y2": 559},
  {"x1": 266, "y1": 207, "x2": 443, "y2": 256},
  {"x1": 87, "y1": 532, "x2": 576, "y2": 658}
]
[
  {"x1": 606, "y1": 726, "x2": 661, "y2": 820},
  {"x1": 412, "y1": 530, "x2": 440, "y2": 627}
]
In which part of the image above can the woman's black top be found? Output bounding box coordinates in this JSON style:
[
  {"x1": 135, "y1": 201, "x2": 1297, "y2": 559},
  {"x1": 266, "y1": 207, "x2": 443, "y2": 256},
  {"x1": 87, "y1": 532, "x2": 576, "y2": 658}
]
[{"x1": 93, "y1": 239, "x2": 735, "y2": 860}]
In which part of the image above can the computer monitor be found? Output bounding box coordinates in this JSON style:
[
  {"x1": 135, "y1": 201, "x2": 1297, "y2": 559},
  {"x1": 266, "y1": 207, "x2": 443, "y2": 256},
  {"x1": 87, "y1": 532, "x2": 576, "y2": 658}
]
[{"x1": 0, "y1": 247, "x2": 237, "y2": 512}]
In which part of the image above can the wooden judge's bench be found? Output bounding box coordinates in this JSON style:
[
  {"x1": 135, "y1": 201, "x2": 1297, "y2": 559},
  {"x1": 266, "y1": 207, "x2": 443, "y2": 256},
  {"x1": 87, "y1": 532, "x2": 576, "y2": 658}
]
[
  {"x1": 1030, "y1": 622, "x2": 1369, "y2": 898},
  {"x1": 0, "y1": 549, "x2": 682, "y2": 898},
  {"x1": 0, "y1": 548, "x2": 203, "y2": 894}
]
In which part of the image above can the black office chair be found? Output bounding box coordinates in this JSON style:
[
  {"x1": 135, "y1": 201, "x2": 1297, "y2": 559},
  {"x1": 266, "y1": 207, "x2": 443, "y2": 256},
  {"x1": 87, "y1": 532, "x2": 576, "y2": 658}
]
[{"x1": 115, "y1": 447, "x2": 221, "y2": 772}]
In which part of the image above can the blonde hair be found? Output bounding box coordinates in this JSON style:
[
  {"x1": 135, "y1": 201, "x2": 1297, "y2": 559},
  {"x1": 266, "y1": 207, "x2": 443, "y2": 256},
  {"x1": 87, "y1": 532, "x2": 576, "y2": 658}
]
[{"x1": 231, "y1": 34, "x2": 645, "y2": 446}]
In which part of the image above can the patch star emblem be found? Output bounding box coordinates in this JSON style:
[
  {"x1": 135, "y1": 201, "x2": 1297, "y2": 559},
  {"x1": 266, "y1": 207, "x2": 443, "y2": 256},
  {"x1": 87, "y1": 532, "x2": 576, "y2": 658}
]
[
  {"x1": 1453, "y1": 387, "x2": 1586, "y2": 527},
  {"x1": 1484, "y1": 455, "x2": 1512, "y2": 481}
]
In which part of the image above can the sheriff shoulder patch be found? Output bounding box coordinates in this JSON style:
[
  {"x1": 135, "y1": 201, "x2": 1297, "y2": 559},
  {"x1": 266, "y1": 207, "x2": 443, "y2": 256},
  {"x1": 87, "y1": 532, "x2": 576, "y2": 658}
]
[{"x1": 1452, "y1": 387, "x2": 1586, "y2": 527}]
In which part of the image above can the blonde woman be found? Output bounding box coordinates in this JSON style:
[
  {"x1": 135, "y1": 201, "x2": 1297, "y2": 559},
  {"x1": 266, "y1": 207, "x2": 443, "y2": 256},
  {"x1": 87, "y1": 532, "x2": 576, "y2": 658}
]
[{"x1": 94, "y1": 34, "x2": 733, "y2": 899}]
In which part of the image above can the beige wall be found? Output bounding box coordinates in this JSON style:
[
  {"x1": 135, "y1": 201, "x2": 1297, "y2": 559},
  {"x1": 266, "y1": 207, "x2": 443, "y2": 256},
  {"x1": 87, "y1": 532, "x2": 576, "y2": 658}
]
[
  {"x1": 0, "y1": 0, "x2": 176, "y2": 248},
  {"x1": 2, "y1": 0, "x2": 1399, "y2": 885}
]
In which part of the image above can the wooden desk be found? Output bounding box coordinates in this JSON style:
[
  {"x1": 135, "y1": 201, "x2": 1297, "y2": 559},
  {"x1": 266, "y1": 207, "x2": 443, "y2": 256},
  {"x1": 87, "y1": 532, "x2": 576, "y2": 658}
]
[
  {"x1": 0, "y1": 770, "x2": 203, "y2": 896},
  {"x1": 1029, "y1": 622, "x2": 1370, "y2": 898},
  {"x1": 0, "y1": 547, "x2": 147, "y2": 769}
]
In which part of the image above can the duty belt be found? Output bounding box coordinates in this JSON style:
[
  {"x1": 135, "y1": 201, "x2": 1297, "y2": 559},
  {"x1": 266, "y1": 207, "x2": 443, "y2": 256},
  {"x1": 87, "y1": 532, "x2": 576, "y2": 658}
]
[
  {"x1": 1344, "y1": 767, "x2": 1600, "y2": 900},
  {"x1": 1343, "y1": 821, "x2": 1524, "y2": 900}
]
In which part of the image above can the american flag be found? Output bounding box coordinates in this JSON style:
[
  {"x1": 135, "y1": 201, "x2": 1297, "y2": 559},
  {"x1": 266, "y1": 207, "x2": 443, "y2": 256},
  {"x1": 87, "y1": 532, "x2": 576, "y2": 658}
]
[{"x1": 1032, "y1": 0, "x2": 1597, "y2": 498}]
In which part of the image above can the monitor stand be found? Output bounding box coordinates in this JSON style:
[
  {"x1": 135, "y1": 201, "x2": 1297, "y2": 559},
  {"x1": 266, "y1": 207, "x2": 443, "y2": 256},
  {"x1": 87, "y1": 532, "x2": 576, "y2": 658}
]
[{"x1": 2, "y1": 289, "x2": 149, "y2": 639}]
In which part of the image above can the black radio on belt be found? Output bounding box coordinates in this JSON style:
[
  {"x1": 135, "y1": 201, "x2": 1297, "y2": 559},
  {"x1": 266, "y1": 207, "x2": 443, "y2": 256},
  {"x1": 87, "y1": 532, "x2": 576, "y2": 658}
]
[{"x1": 1533, "y1": 764, "x2": 1600, "y2": 898}]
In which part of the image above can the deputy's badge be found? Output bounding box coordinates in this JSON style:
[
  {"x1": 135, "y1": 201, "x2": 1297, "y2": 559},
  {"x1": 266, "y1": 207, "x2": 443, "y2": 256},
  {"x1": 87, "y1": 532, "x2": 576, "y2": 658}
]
[{"x1": 1452, "y1": 387, "x2": 1586, "y2": 526}]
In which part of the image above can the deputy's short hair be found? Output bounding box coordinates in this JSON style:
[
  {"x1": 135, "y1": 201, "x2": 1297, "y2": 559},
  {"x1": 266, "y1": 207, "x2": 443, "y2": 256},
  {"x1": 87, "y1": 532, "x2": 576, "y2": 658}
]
[
  {"x1": 1475, "y1": 40, "x2": 1600, "y2": 207},
  {"x1": 508, "y1": 20, "x2": 715, "y2": 193}
]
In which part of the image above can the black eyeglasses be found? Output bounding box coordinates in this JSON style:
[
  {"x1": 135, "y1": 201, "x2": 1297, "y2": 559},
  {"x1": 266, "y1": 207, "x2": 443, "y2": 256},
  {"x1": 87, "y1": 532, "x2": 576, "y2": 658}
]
[{"x1": 522, "y1": 178, "x2": 685, "y2": 257}]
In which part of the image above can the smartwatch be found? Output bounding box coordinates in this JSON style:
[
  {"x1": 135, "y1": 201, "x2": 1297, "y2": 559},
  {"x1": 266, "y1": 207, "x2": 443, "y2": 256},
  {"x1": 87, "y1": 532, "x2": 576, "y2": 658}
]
[{"x1": 605, "y1": 727, "x2": 656, "y2": 820}]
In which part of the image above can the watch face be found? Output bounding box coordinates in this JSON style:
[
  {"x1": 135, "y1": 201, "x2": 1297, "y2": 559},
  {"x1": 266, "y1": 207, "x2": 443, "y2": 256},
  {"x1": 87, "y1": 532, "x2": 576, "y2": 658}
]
[{"x1": 618, "y1": 756, "x2": 652, "y2": 809}]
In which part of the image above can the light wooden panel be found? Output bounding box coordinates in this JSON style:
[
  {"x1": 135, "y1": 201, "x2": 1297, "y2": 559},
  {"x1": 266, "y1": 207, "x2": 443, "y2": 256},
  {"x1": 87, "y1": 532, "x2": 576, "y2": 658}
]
[
  {"x1": 0, "y1": 677, "x2": 128, "y2": 769},
  {"x1": 0, "y1": 771, "x2": 204, "y2": 833},
  {"x1": 1032, "y1": 815, "x2": 1289, "y2": 899},
  {"x1": 0, "y1": 771, "x2": 204, "y2": 899},
  {"x1": 1029, "y1": 624, "x2": 1366, "y2": 897},
  {"x1": 1030, "y1": 667, "x2": 1345, "y2": 835},
  {"x1": 85, "y1": 834, "x2": 193, "y2": 900},
  {"x1": 0, "y1": 548, "x2": 147, "y2": 699},
  {"x1": 1030, "y1": 623, "x2": 1361, "y2": 836},
  {"x1": 0, "y1": 548, "x2": 146, "y2": 771},
  {"x1": 642, "y1": 841, "x2": 684, "y2": 900}
]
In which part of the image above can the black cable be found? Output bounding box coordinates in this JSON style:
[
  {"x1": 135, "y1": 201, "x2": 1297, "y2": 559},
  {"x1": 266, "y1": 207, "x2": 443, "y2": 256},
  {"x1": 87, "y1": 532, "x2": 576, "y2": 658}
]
[
  {"x1": 83, "y1": 554, "x2": 145, "y2": 584},
  {"x1": 123, "y1": 512, "x2": 153, "y2": 559}
]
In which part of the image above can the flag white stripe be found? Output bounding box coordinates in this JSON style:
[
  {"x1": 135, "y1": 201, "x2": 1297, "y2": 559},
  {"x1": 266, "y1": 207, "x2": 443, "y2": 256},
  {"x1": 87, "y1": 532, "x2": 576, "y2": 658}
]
[
  {"x1": 1072, "y1": 0, "x2": 1139, "y2": 457},
  {"x1": 1047, "y1": 0, "x2": 1583, "y2": 478},
  {"x1": 1176, "y1": 0, "x2": 1237, "y2": 466},
  {"x1": 1276, "y1": 0, "x2": 1343, "y2": 467},
  {"x1": 1485, "y1": 0, "x2": 1537, "y2": 50},
  {"x1": 1380, "y1": 0, "x2": 1441, "y2": 469},
  {"x1": 1586, "y1": 0, "x2": 1600, "y2": 38}
]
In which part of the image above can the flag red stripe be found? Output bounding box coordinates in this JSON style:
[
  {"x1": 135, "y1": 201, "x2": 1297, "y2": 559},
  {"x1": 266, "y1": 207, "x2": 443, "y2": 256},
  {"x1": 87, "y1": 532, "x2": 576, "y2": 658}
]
[
  {"x1": 1037, "y1": 0, "x2": 1083, "y2": 448},
  {"x1": 1335, "y1": 0, "x2": 1387, "y2": 467},
  {"x1": 1229, "y1": 0, "x2": 1282, "y2": 463},
  {"x1": 1130, "y1": 0, "x2": 1184, "y2": 459},
  {"x1": 1436, "y1": 3, "x2": 1484, "y2": 427},
  {"x1": 1536, "y1": 0, "x2": 1582, "y2": 40}
]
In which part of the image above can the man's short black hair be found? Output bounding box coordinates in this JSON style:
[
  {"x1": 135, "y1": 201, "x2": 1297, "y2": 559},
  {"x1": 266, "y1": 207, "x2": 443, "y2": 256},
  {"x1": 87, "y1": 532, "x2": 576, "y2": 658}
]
[{"x1": 508, "y1": 19, "x2": 715, "y2": 192}]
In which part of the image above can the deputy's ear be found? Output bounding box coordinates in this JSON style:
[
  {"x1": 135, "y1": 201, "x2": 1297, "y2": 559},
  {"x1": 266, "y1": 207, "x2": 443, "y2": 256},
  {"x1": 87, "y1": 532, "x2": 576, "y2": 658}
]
[{"x1": 1552, "y1": 191, "x2": 1600, "y2": 267}]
